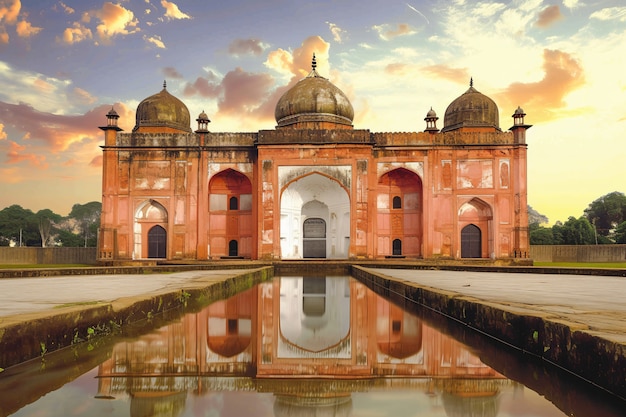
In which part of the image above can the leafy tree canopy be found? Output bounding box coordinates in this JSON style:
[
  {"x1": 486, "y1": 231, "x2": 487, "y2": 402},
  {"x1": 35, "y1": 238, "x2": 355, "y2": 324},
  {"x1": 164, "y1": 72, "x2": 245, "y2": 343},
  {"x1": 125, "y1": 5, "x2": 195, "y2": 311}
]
[{"x1": 583, "y1": 191, "x2": 626, "y2": 238}]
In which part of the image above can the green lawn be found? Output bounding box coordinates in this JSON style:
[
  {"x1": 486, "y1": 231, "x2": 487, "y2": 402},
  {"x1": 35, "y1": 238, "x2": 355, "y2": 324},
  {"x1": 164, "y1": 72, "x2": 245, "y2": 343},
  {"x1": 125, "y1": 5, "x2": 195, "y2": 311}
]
[
  {"x1": 534, "y1": 262, "x2": 626, "y2": 269},
  {"x1": 0, "y1": 264, "x2": 93, "y2": 269}
]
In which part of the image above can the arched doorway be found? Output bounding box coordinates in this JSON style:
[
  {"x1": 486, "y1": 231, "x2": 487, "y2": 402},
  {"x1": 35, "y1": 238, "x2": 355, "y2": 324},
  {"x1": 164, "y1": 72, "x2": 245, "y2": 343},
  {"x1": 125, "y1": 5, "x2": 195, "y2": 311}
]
[
  {"x1": 458, "y1": 198, "x2": 493, "y2": 258},
  {"x1": 134, "y1": 200, "x2": 168, "y2": 259},
  {"x1": 461, "y1": 224, "x2": 481, "y2": 258},
  {"x1": 148, "y1": 225, "x2": 167, "y2": 258},
  {"x1": 280, "y1": 173, "x2": 350, "y2": 259},
  {"x1": 208, "y1": 169, "x2": 252, "y2": 259},
  {"x1": 377, "y1": 168, "x2": 423, "y2": 258},
  {"x1": 303, "y1": 217, "x2": 326, "y2": 258}
]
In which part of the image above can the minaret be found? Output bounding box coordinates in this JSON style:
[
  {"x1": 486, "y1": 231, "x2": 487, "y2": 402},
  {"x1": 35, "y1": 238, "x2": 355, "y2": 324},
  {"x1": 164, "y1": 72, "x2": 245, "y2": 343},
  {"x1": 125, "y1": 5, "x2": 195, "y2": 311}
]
[
  {"x1": 508, "y1": 106, "x2": 532, "y2": 144},
  {"x1": 99, "y1": 107, "x2": 122, "y2": 146},
  {"x1": 424, "y1": 107, "x2": 439, "y2": 134}
]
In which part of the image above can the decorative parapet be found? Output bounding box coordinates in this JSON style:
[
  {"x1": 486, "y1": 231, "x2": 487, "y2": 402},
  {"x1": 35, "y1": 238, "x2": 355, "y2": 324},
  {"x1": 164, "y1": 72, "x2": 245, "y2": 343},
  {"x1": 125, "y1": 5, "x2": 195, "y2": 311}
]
[
  {"x1": 206, "y1": 132, "x2": 257, "y2": 147},
  {"x1": 257, "y1": 129, "x2": 372, "y2": 145},
  {"x1": 117, "y1": 132, "x2": 199, "y2": 147},
  {"x1": 373, "y1": 131, "x2": 517, "y2": 146}
]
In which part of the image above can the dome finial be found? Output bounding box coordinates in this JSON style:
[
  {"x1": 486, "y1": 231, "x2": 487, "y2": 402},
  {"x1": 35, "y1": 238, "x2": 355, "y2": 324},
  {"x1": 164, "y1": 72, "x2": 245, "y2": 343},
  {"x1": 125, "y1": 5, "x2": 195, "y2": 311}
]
[
  {"x1": 312, "y1": 53, "x2": 317, "y2": 71},
  {"x1": 470, "y1": 77, "x2": 473, "y2": 88},
  {"x1": 163, "y1": 80, "x2": 167, "y2": 90}
]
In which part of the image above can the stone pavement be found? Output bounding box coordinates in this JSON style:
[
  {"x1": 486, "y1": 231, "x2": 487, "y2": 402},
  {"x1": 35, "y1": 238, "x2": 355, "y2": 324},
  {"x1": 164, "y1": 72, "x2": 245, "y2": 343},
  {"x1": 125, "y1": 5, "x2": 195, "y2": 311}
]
[
  {"x1": 365, "y1": 267, "x2": 626, "y2": 343},
  {"x1": 0, "y1": 269, "x2": 255, "y2": 318}
]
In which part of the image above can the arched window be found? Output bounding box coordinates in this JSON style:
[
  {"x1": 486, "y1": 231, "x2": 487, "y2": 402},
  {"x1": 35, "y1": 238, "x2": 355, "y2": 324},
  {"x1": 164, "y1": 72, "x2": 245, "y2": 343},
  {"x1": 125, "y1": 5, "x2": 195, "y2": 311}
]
[
  {"x1": 392, "y1": 196, "x2": 402, "y2": 209},
  {"x1": 461, "y1": 224, "x2": 481, "y2": 258},
  {"x1": 392, "y1": 239, "x2": 402, "y2": 256},
  {"x1": 228, "y1": 240, "x2": 238, "y2": 257},
  {"x1": 148, "y1": 225, "x2": 167, "y2": 258},
  {"x1": 229, "y1": 196, "x2": 238, "y2": 210}
]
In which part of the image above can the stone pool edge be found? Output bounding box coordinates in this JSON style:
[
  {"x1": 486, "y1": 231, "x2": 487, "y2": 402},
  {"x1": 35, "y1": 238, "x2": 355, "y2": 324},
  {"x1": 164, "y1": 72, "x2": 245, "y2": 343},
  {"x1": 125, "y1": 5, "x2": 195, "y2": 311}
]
[
  {"x1": 0, "y1": 266, "x2": 273, "y2": 370},
  {"x1": 351, "y1": 265, "x2": 626, "y2": 402}
]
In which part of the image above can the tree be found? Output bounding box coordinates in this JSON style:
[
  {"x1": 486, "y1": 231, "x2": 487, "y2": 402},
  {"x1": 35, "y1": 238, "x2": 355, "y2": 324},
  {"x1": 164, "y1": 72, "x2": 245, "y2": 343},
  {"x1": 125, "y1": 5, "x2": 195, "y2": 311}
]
[
  {"x1": 0, "y1": 205, "x2": 39, "y2": 246},
  {"x1": 584, "y1": 191, "x2": 626, "y2": 240},
  {"x1": 529, "y1": 223, "x2": 554, "y2": 245},
  {"x1": 528, "y1": 205, "x2": 549, "y2": 226},
  {"x1": 615, "y1": 221, "x2": 626, "y2": 244},
  {"x1": 67, "y1": 201, "x2": 102, "y2": 247},
  {"x1": 34, "y1": 209, "x2": 62, "y2": 247},
  {"x1": 559, "y1": 216, "x2": 596, "y2": 245}
]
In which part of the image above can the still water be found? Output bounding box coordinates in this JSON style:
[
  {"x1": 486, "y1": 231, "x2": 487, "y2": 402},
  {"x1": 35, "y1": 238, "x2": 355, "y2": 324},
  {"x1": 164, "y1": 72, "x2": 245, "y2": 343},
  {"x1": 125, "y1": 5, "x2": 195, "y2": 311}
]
[{"x1": 1, "y1": 276, "x2": 624, "y2": 417}]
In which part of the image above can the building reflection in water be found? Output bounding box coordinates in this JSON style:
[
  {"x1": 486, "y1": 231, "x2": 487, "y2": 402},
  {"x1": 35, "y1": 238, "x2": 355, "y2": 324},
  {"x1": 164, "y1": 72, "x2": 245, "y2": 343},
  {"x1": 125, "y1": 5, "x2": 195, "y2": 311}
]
[{"x1": 97, "y1": 276, "x2": 507, "y2": 417}]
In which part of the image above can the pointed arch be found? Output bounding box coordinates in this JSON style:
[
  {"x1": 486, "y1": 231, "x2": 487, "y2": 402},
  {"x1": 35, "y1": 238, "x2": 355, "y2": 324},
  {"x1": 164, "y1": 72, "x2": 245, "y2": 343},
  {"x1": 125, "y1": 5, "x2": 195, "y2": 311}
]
[
  {"x1": 376, "y1": 168, "x2": 423, "y2": 258},
  {"x1": 134, "y1": 200, "x2": 168, "y2": 259},
  {"x1": 208, "y1": 169, "x2": 252, "y2": 258},
  {"x1": 280, "y1": 172, "x2": 350, "y2": 259},
  {"x1": 458, "y1": 198, "x2": 493, "y2": 258}
]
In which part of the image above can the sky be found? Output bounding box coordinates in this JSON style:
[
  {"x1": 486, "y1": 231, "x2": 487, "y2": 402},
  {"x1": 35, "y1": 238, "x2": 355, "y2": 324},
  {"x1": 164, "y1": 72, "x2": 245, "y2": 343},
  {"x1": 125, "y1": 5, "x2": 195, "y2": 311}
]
[{"x1": 0, "y1": 0, "x2": 624, "y2": 224}]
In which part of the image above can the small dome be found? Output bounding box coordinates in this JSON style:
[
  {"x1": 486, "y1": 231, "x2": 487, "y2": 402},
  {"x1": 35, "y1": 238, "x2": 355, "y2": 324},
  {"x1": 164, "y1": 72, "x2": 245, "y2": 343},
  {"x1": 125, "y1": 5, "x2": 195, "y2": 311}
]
[
  {"x1": 442, "y1": 79, "x2": 500, "y2": 132},
  {"x1": 107, "y1": 107, "x2": 119, "y2": 117},
  {"x1": 426, "y1": 107, "x2": 437, "y2": 118},
  {"x1": 275, "y1": 54, "x2": 354, "y2": 129},
  {"x1": 197, "y1": 110, "x2": 209, "y2": 121},
  {"x1": 133, "y1": 81, "x2": 192, "y2": 133}
]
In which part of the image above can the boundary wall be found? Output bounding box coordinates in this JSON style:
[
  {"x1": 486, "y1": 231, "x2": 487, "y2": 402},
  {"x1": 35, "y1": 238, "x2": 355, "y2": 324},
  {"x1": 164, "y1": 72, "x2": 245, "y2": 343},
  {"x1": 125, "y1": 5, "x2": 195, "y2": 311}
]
[
  {"x1": 0, "y1": 247, "x2": 98, "y2": 265},
  {"x1": 530, "y1": 245, "x2": 626, "y2": 263}
]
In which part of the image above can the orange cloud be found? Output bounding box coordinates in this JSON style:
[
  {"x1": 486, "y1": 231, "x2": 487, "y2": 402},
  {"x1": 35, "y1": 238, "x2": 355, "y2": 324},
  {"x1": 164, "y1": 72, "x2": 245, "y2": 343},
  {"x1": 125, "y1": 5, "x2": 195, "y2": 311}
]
[
  {"x1": 536, "y1": 5, "x2": 563, "y2": 28},
  {"x1": 373, "y1": 23, "x2": 415, "y2": 41},
  {"x1": 5, "y1": 140, "x2": 48, "y2": 168},
  {"x1": 16, "y1": 19, "x2": 42, "y2": 37},
  {"x1": 58, "y1": 21, "x2": 92, "y2": 44},
  {"x1": 0, "y1": 123, "x2": 6, "y2": 140},
  {"x1": 96, "y1": 2, "x2": 140, "y2": 42},
  {"x1": 89, "y1": 155, "x2": 103, "y2": 167},
  {"x1": 0, "y1": 0, "x2": 20, "y2": 25},
  {"x1": 421, "y1": 64, "x2": 470, "y2": 84},
  {"x1": 496, "y1": 49, "x2": 585, "y2": 123},
  {"x1": 163, "y1": 66, "x2": 183, "y2": 79},
  {"x1": 0, "y1": 101, "x2": 134, "y2": 152},
  {"x1": 183, "y1": 72, "x2": 222, "y2": 98},
  {"x1": 228, "y1": 38, "x2": 266, "y2": 56},
  {"x1": 161, "y1": 0, "x2": 190, "y2": 20},
  {"x1": 218, "y1": 67, "x2": 274, "y2": 115}
]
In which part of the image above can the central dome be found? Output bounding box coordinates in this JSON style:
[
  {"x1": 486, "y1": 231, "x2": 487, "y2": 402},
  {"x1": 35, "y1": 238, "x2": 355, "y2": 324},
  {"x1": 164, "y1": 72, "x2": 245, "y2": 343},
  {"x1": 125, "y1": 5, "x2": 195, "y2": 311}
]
[
  {"x1": 275, "y1": 55, "x2": 354, "y2": 129},
  {"x1": 442, "y1": 79, "x2": 500, "y2": 132},
  {"x1": 133, "y1": 81, "x2": 192, "y2": 133}
]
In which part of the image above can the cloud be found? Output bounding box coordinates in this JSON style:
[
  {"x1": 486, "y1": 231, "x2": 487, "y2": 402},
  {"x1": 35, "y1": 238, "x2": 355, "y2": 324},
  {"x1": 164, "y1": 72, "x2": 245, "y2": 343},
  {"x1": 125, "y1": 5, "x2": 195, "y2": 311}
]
[
  {"x1": 183, "y1": 71, "x2": 223, "y2": 98},
  {"x1": 497, "y1": 49, "x2": 585, "y2": 123},
  {"x1": 161, "y1": 0, "x2": 190, "y2": 20},
  {"x1": 536, "y1": 5, "x2": 563, "y2": 28},
  {"x1": 0, "y1": 123, "x2": 6, "y2": 140},
  {"x1": 89, "y1": 154, "x2": 102, "y2": 167},
  {"x1": 0, "y1": 0, "x2": 20, "y2": 25},
  {"x1": 163, "y1": 66, "x2": 183, "y2": 79},
  {"x1": 228, "y1": 38, "x2": 267, "y2": 56},
  {"x1": 562, "y1": 0, "x2": 583, "y2": 9},
  {"x1": 58, "y1": 2, "x2": 74, "y2": 14},
  {"x1": 16, "y1": 19, "x2": 42, "y2": 37},
  {"x1": 590, "y1": 7, "x2": 626, "y2": 22},
  {"x1": 265, "y1": 35, "x2": 331, "y2": 79},
  {"x1": 5, "y1": 141, "x2": 48, "y2": 168},
  {"x1": 58, "y1": 21, "x2": 92, "y2": 44},
  {"x1": 421, "y1": 64, "x2": 470, "y2": 84},
  {"x1": 95, "y1": 2, "x2": 140, "y2": 42},
  {"x1": 0, "y1": 101, "x2": 133, "y2": 152},
  {"x1": 70, "y1": 87, "x2": 97, "y2": 106},
  {"x1": 327, "y1": 21, "x2": 346, "y2": 43},
  {"x1": 372, "y1": 23, "x2": 416, "y2": 41},
  {"x1": 144, "y1": 34, "x2": 165, "y2": 48}
]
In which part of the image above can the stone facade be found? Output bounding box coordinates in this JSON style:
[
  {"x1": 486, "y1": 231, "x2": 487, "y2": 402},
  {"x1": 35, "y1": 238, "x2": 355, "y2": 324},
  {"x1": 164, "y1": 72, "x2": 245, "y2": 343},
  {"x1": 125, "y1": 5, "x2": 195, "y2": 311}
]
[{"x1": 98, "y1": 64, "x2": 530, "y2": 262}]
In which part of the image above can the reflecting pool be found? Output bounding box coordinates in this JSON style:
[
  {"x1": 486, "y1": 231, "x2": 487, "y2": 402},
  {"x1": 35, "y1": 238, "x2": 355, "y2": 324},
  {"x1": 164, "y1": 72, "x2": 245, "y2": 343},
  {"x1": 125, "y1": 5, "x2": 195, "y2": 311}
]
[{"x1": 2, "y1": 276, "x2": 624, "y2": 417}]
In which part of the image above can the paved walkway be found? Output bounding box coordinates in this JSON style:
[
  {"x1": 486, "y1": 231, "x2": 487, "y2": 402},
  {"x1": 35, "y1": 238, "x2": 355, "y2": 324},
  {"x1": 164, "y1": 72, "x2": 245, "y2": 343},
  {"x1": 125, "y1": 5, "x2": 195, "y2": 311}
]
[
  {"x1": 364, "y1": 268, "x2": 626, "y2": 343},
  {"x1": 0, "y1": 269, "x2": 253, "y2": 318},
  {"x1": 2, "y1": 268, "x2": 624, "y2": 343}
]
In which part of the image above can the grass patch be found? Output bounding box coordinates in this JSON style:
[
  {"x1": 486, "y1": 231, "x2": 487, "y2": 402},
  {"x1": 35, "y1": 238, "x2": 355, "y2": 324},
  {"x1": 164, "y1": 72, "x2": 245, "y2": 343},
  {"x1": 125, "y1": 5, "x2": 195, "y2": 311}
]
[
  {"x1": 534, "y1": 262, "x2": 626, "y2": 269},
  {"x1": 0, "y1": 264, "x2": 93, "y2": 269},
  {"x1": 54, "y1": 301, "x2": 102, "y2": 309}
]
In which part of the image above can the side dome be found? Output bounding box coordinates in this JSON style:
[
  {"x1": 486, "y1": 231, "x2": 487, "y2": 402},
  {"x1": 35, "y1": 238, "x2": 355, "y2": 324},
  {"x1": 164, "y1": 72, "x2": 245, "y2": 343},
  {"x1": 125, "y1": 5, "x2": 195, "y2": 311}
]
[
  {"x1": 133, "y1": 81, "x2": 192, "y2": 133},
  {"x1": 275, "y1": 55, "x2": 354, "y2": 129},
  {"x1": 442, "y1": 79, "x2": 500, "y2": 132}
]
